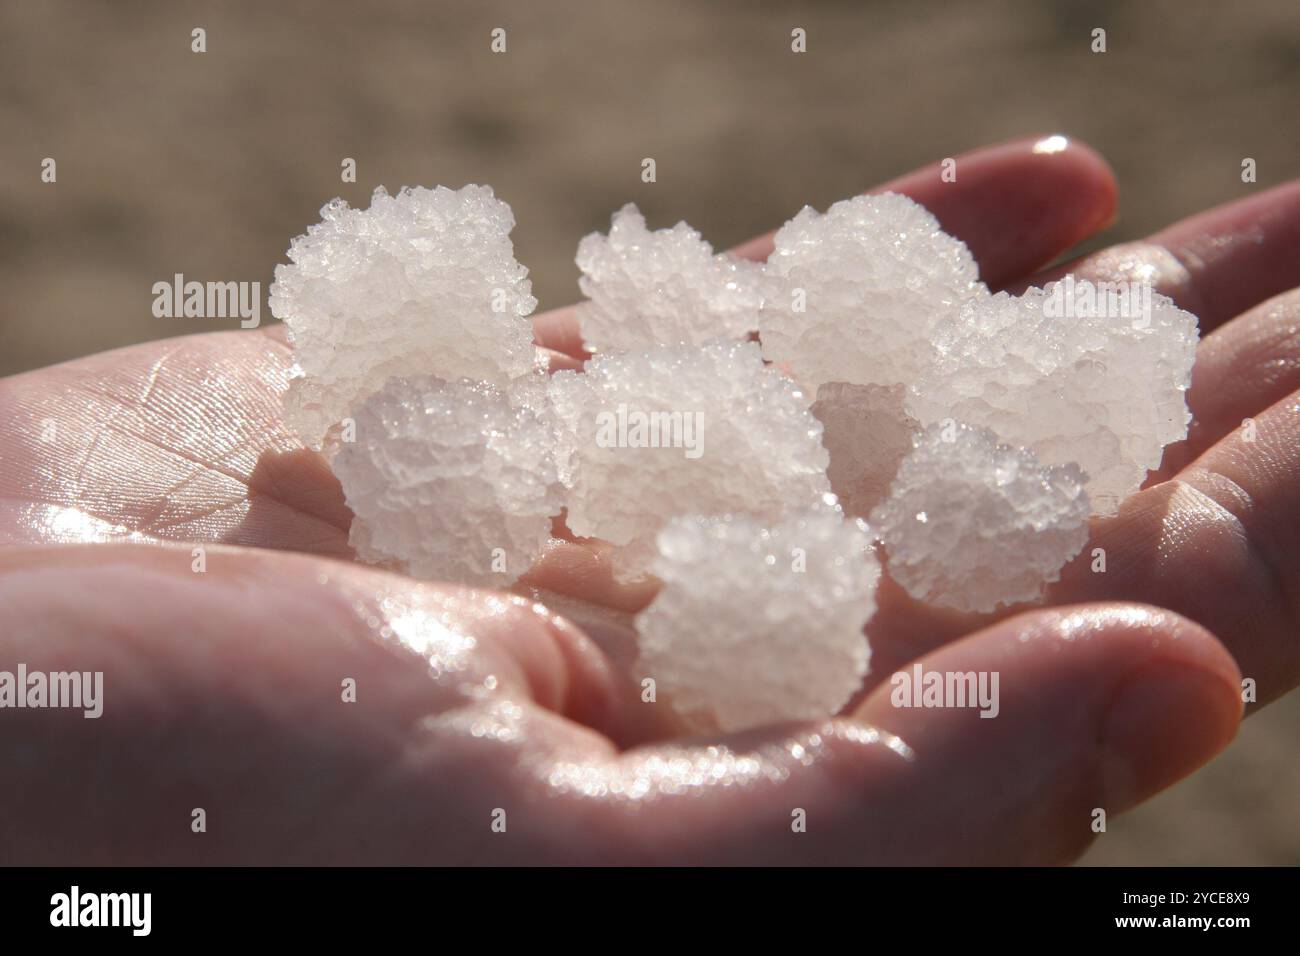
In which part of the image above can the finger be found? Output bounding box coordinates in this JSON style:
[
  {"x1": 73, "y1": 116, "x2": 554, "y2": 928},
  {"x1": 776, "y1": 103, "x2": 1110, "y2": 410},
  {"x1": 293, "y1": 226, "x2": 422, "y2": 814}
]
[
  {"x1": 732, "y1": 135, "x2": 1117, "y2": 285},
  {"x1": 533, "y1": 308, "x2": 591, "y2": 362},
  {"x1": 541, "y1": 345, "x2": 584, "y2": 373},
  {"x1": 517, "y1": 535, "x2": 659, "y2": 615},
  {"x1": 594, "y1": 603, "x2": 1239, "y2": 865},
  {"x1": 0, "y1": 542, "x2": 648, "y2": 864},
  {"x1": 1150, "y1": 286, "x2": 1300, "y2": 479},
  {"x1": 1025, "y1": 179, "x2": 1300, "y2": 333},
  {"x1": 1050, "y1": 389, "x2": 1300, "y2": 706},
  {"x1": 849, "y1": 603, "x2": 1241, "y2": 864},
  {"x1": 535, "y1": 135, "x2": 1118, "y2": 357},
  {"x1": 810, "y1": 383, "x2": 1300, "y2": 714}
]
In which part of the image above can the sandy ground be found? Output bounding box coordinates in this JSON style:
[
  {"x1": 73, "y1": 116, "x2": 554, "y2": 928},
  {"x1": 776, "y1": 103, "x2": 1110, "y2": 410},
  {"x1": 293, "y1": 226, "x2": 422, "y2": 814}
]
[{"x1": 0, "y1": 0, "x2": 1296, "y2": 864}]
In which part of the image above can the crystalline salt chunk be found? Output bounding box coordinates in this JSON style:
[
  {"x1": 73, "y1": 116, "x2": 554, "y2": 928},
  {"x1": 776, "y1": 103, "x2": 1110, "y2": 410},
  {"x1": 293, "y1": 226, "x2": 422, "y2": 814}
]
[
  {"x1": 870, "y1": 422, "x2": 1090, "y2": 613},
  {"x1": 906, "y1": 281, "x2": 1198, "y2": 513},
  {"x1": 269, "y1": 183, "x2": 1191, "y2": 690},
  {"x1": 758, "y1": 193, "x2": 986, "y2": 390},
  {"x1": 635, "y1": 508, "x2": 880, "y2": 733},
  {"x1": 548, "y1": 339, "x2": 832, "y2": 577},
  {"x1": 575, "y1": 203, "x2": 763, "y2": 351},
  {"x1": 332, "y1": 375, "x2": 563, "y2": 586},
  {"x1": 270, "y1": 185, "x2": 538, "y2": 447}
]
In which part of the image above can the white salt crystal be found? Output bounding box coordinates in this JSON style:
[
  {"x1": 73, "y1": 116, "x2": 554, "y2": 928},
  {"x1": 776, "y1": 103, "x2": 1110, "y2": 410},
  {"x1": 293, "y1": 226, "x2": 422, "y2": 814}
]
[
  {"x1": 907, "y1": 281, "x2": 1198, "y2": 513},
  {"x1": 812, "y1": 381, "x2": 919, "y2": 518},
  {"x1": 870, "y1": 422, "x2": 1090, "y2": 613},
  {"x1": 332, "y1": 375, "x2": 563, "y2": 586},
  {"x1": 758, "y1": 193, "x2": 986, "y2": 390},
  {"x1": 270, "y1": 185, "x2": 538, "y2": 447},
  {"x1": 635, "y1": 508, "x2": 880, "y2": 733},
  {"x1": 548, "y1": 340, "x2": 832, "y2": 577},
  {"x1": 269, "y1": 181, "x2": 1189, "y2": 699},
  {"x1": 576, "y1": 203, "x2": 763, "y2": 351}
]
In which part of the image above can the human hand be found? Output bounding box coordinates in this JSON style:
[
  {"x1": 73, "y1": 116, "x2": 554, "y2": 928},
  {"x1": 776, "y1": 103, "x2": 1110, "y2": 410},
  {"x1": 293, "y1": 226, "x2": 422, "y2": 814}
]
[{"x1": 0, "y1": 135, "x2": 1289, "y2": 863}]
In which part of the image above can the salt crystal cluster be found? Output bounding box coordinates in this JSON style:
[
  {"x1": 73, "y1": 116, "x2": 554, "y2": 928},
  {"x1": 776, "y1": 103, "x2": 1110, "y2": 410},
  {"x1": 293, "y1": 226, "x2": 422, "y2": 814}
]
[
  {"x1": 870, "y1": 423, "x2": 1090, "y2": 613},
  {"x1": 275, "y1": 182, "x2": 1200, "y2": 730},
  {"x1": 758, "y1": 193, "x2": 986, "y2": 390},
  {"x1": 908, "y1": 282, "x2": 1198, "y2": 513},
  {"x1": 549, "y1": 340, "x2": 832, "y2": 577},
  {"x1": 332, "y1": 376, "x2": 563, "y2": 586},
  {"x1": 635, "y1": 509, "x2": 880, "y2": 732},
  {"x1": 576, "y1": 203, "x2": 763, "y2": 351},
  {"x1": 269, "y1": 185, "x2": 538, "y2": 447}
]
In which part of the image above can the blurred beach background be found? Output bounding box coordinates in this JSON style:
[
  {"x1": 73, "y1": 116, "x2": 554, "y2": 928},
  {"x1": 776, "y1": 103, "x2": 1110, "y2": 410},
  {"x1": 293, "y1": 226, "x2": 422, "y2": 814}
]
[{"x1": 0, "y1": 0, "x2": 1296, "y2": 863}]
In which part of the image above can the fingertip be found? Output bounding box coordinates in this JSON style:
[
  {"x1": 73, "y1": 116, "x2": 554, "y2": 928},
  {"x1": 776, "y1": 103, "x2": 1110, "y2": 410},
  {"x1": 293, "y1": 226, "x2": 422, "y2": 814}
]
[
  {"x1": 1101, "y1": 658, "x2": 1242, "y2": 814},
  {"x1": 1030, "y1": 134, "x2": 1120, "y2": 233},
  {"x1": 532, "y1": 306, "x2": 588, "y2": 361},
  {"x1": 849, "y1": 603, "x2": 1242, "y2": 863},
  {"x1": 919, "y1": 134, "x2": 1119, "y2": 287}
]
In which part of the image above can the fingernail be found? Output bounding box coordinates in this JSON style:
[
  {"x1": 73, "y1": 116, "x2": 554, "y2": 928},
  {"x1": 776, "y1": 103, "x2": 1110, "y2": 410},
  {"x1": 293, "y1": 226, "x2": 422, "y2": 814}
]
[{"x1": 1101, "y1": 662, "x2": 1241, "y2": 812}]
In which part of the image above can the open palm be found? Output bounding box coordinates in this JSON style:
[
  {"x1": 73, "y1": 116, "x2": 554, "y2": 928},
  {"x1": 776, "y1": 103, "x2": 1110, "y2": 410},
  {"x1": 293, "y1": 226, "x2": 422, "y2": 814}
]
[{"x1": 0, "y1": 136, "x2": 1294, "y2": 863}]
